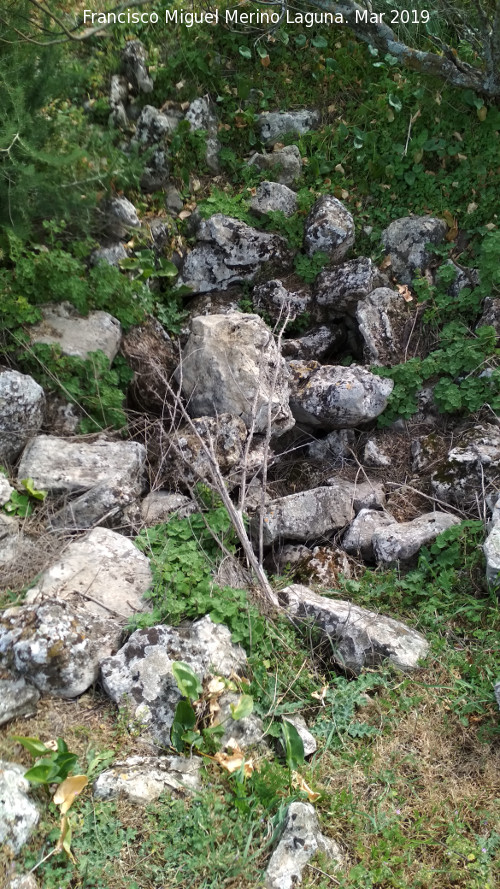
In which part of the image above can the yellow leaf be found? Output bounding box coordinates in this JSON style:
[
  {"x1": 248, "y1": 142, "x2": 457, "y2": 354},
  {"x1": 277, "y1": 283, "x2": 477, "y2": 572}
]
[
  {"x1": 292, "y1": 771, "x2": 320, "y2": 802},
  {"x1": 477, "y1": 106, "x2": 487, "y2": 121},
  {"x1": 207, "y1": 677, "x2": 226, "y2": 695},
  {"x1": 53, "y1": 775, "x2": 88, "y2": 815},
  {"x1": 213, "y1": 750, "x2": 255, "y2": 777},
  {"x1": 55, "y1": 815, "x2": 75, "y2": 863},
  {"x1": 311, "y1": 685, "x2": 328, "y2": 705},
  {"x1": 397, "y1": 284, "x2": 413, "y2": 302}
]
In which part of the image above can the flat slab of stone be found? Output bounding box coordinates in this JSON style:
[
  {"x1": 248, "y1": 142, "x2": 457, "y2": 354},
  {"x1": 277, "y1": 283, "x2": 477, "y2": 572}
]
[
  {"x1": 0, "y1": 677, "x2": 40, "y2": 727},
  {"x1": 26, "y1": 527, "x2": 151, "y2": 620},
  {"x1": 247, "y1": 145, "x2": 302, "y2": 186},
  {"x1": 258, "y1": 110, "x2": 320, "y2": 145},
  {"x1": 265, "y1": 801, "x2": 342, "y2": 889},
  {"x1": 372, "y1": 511, "x2": 461, "y2": 564},
  {"x1": 314, "y1": 257, "x2": 374, "y2": 313},
  {"x1": 281, "y1": 584, "x2": 429, "y2": 673},
  {"x1": 100, "y1": 616, "x2": 247, "y2": 747},
  {"x1": 289, "y1": 361, "x2": 393, "y2": 429},
  {"x1": 254, "y1": 485, "x2": 355, "y2": 546},
  {"x1": 342, "y1": 508, "x2": 397, "y2": 561},
  {"x1": 0, "y1": 761, "x2": 39, "y2": 854},
  {"x1": 93, "y1": 755, "x2": 201, "y2": 804},
  {"x1": 17, "y1": 435, "x2": 146, "y2": 494},
  {"x1": 48, "y1": 481, "x2": 138, "y2": 531},
  {"x1": 0, "y1": 370, "x2": 44, "y2": 464},
  {"x1": 29, "y1": 302, "x2": 122, "y2": 363},
  {"x1": 0, "y1": 599, "x2": 123, "y2": 698}
]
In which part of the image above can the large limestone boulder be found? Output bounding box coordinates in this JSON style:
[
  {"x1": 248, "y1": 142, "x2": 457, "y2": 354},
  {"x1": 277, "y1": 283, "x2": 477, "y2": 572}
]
[
  {"x1": 381, "y1": 216, "x2": 447, "y2": 284},
  {"x1": 265, "y1": 802, "x2": 342, "y2": 889},
  {"x1": 0, "y1": 762, "x2": 39, "y2": 854},
  {"x1": 258, "y1": 109, "x2": 320, "y2": 145},
  {"x1": 304, "y1": 196, "x2": 354, "y2": 260},
  {"x1": 281, "y1": 584, "x2": 429, "y2": 673},
  {"x1": 0, "y1": 599, "x2": 122, "y2": 698},
  {"x1": 25, "y1": 526, "x2": 152, "y2": 620},
  {"x1": 100, "y1": 616, "x2": 246, "y2": 747},
  {"x1": 178, "y1": 313, "x2": 294, "y2": 434},
  {"x1": 314, "y1": 257, "x2": 374, "y2": 313},
  {"x1": 0, "y1": 370, "x2": 44, "y2": 464},
  {"x1": 180, "y1": 215, "x2": 291, "y2": 292},
  {"x1": 247, "y1": 144, "x2": 302, "y2": 186},
  {"x1": 372, "y1": 512, "x2": 461, "y2": 564},
  {"x1": 356, "y1": 287, "x2": 409, "y2": 365},
  {"x1": 29, "y1": 302, "x2": 122, "y2": 364},
  {"x1": 288, "y1": 361, "x2": 393, "y2": 429},
  {"x1": 253, "y1": 485, "x2": 355, "y2": 546},
  {"x1": 17, "y1": 435, "x2": 146, "y2": 494}
]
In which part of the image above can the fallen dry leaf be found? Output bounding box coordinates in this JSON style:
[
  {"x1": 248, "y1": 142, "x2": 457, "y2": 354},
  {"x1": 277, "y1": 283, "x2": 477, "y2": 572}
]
[
  {"x1": 397, "y1": 284, "x2": 413, "y2": 302},
  {"x1": 178, "y1": 210, "x2": 192, "y2": 220},
  {"x1": 213, "y1": 750, "x2": 255, "y2": 778},
  {"x1": 53, "y1": 775, "x2": 89, "y2": 815},
  {"x1": 292, "y1": 771, "x2": 321, "y2": 802},
  {"x1": 311, "y1": 685, "x2": 328, "y2": 705}
]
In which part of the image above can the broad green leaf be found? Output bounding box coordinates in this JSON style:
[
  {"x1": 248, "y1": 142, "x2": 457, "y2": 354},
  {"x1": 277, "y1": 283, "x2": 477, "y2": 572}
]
[
  {"x1": 388, "y1": 93, "x2": 402, "y2": 112},
  {"x1": 239, "y1": 46, "x2": 252, "y2": 59},
  {"x1": 21, "y1": 478, "x2": 47, "y2": 500},
  {"x1": 172, "y1": 662, "x2": 202, "y2": 700},
  {"x1": 171, "y1": 700, "x2": 197, "y2": 751},
  {"x1": 282, "y1": 719, "x2": 305, "y2": 771},
  {"x1": 230, "y1": 695, "x2": 254, "y2": 721},
  {"x1": 24, "y1": 761, "x2": 60, "y2": 784},
  {"x1": 12, "y1": 736, "x2": 50, "y2": 757},
  {"x1": 156, "y1": 261, "x2": 179, "y2": 278},
  {"x1": 311, "y1": 36, "x2": 328, "y2": 49}
]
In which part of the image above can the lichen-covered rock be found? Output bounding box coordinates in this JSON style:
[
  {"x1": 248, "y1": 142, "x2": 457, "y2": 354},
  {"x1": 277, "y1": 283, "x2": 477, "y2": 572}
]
[
  {"x1": 178, "y1": 313, "x2": 294, "y2": 434},
  {"x1": 356, "y1": 287, "x2": 409, "y2": 365},
  {"x1": 121, "y1": 317, "x2": 179, "y2": 413},
  {"x1": 185, "y1": 96, "x2": 220, "y2": 172},
  {"x1": 314, "y1": 257, "x2": 374, "y2": 312},
  {"x1": 180, "y1": 215, "x2": 291, "y2": 292},
  {"x1": 325, "y1": 478, "x2": 386, "y2": 512},
  {"x1": 17, "y1": 436, "x2": 146, "y2": 495},
  {"x1": 49, "y1": 482, "x2": 138, "y2": 531},
  {"x1": 0, "y1": 514, "x2": 20, "y2": 566},
  {"x1": 484, "y1": 525, "x2": 500, "y2": 587},
  {"x1": 431, "y1": 425, "x2": 500, "y2": 507},
  {"x1": 477, "y1": 297, "x2": 500, "y2": 340},
  {"x1": 304, "y1": 196, "x2": 354, "y2": 260},
  {"x1": 141, "y1": 492, "x2": 196, "y2": 525},
  {"x1": 265, "y1": 801, "x2": 342, "y2": 889},
  {"x1": 164, "y1": 414, "x2": 250, "y2": 489},
  {"x1": 109, "y1": 73, "x2": 128, "y2": 128},
  {"x1": 29, "y1": 302, "x2": 122, "y2": 364},
  {"x1": 364, "y1": 438, "x2": 392, "y2": 467},
  {"x1": 381, "y1": 216, "x2": 447, "y2": 284},
  {"x1": 0, "y1": 600, "x2": 122, "y2": 698},
  {"x1": 25, "y1": 527, "x2": 151, "y2": 620},
  {"x1": 121, "y1": 40, "x2": 153, "y2": 93},
  {"x1": 288, "y1": 361, "x2": 393, "y2": 429},
  {"x1": 342, "y1": 508, "x2": 397, "y2": 561},
  {"x1": 296, "y1": 545, "x2": 352, "y2": 587},
  {"x1": 282, "y1": 324, "x2": 345, "y2": 362},
  {"x1": 0, "y1": 762, "x2": 39, "y2": 854},
  {"x1": 215, "y1": 692, "x2": 266, "y2": 751},
  {"x1": 252, "y1": 279, "x2": 311, "y2": 323},
  {"x1": 0, "y1": 370, "x2": 44, "y2": 464},
  {"x1": 253, "y1": 485, "x2": 355, "y2": 546},
  {"x1": 134, "y1": 104, "x2": 181, "y2": 144},
  {"x1": 90, "y1": 242, "x2": 127, "y2": 267},
  {"x1": 307, "y1": 429, "x2": 355, "y2": 463},
  {"x1": 373, "y1": 512, "x2": 461, "y2": 564},
  {"x1": 100, "y1": 616, "x2": 246, "y2": 747},
  {"x1": 93, "y1": 755, "x2": 201, "y2": 804},
  {"x1": 105, "y1": 195, "x2": 140, "y2": 239},
  {"x1": 281, "y1": 584, "x2": 429, "y2": 673},
  {"x1": 0, "y1": 677, "x2": 40, "y2": 727},
  {"x1": 258, "y1": 109, "x2": 320, "y2": 145},
  {"x1": 0, "y1": 475, "x2": 14, "y2": 506},
  {"x1": 250, "y1": 181, "x2": 297, "y2": 217},
  {"x1": 247, "y1": 144, "x2": 302, "y2": 186}
]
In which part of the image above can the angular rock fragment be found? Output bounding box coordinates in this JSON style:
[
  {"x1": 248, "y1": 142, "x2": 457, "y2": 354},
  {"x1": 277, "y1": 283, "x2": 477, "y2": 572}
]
[
  {"x1": 0, "y1": 762, "x2": 39, "y2": 854},
  {"x1": 258, "y1": 109, "x2": 320, "y2": 144},
  {"x1": 29, "y1": 302, "x2": 122, "y2": 364},
  {"x1": 314, "y1": 257, "x2": 374, "y2": 312},
  {"x1": 265, "y1": 801, "x2": 342, "y2": 889},
  {"x1": 252, "y1": 279, "x2": 311, "y2": 323},
  {"x1": 247, "y1": 144, "x2": 302, "y2": 186},
  {"x1": 122, "y1": 39, "x2": 153, "y2": 93},
  {"x1": 0, "y1": 677, "x2": 40, "y2": 727},
  {"x1": 94, "y1": 755, "x2": 201, "y2": 804},
  {"x1": 250, "y1": 181, "x2": 297, "y2": 217},
  {"x1": 253, "y1": 485, "x2": 354, "y2": 546},
  {"x1": 431, "y1": 425, "x2": 500, "y2": 507},
  {"x1": 304, "y1": 196, "x2": 354, "y2": 261},
  {"x1": 372, "y1": 511, "x2": 461, "y2": 564},
  {"x1": 356, "y1": 287, "x2": 409, "y2": 365},
  {"x1": 185, "y1": 96, "x2": 220, "y2": 172},
  {"x1": 381, "y1": 216, "x2": 447, "y2": 284},
  {"x1": 0, "y1": 370, "x2": 44, "y2": 464},
  {"x1": 288, "y1": 361, "x2": 393, "y2": 429},
  {"x1": 342, "y1": 508, "x2": 397, "y2": 561}
]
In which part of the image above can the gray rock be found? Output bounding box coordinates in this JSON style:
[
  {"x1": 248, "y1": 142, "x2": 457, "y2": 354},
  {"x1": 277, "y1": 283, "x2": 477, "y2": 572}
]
[
  {"x1": 304, "y1": 196, "x2": 354, "y2": 261},
  {"x1": 289, "y1": 361, "x2": 393, "y2": 429},
  {"x1": 93, "y1": 755, "x2": 201, "y2": 804},
  {"x1": 0, "y1": 600, "x2": 122, "y2": 698},
  {"x1": 326, "y1": 479, "x2": 386, "y2": 513},
  {"x1": 282, "y1": 324, "x2": 345, "y2": 362},
  {"x1": 215, "y1": 692, "x2": 266, "y2": 751},
  {"x1": 364, "y1": 439, "x2": 392, "y2": 467},
  {"x1": 100, "y1": 616, "x2": 246, "y2": 747},
  {"x1": 265, "y1": 544, "x2": 312, "y2": 575},
  {"x1": 356, "y1": 287, "x2": 409, "y2": 365},
  {"x1": 444, "y1": 260, "x2": 479, "y2": 298},
  {"x1": 282, "y1": 584, "x2": 429, "y2": 673},
  {"x1": 29, "y1": 302, "x2": 122, "y2": 364},
  {"x1": 141, "y1": 146, "x2": 170, "y2": 192},
  {"x1": 297, "y1": 545, "x2": 352, "y2": 587},
  {"x1": 247, "y1": 144, "x2": 302, "y2": 186},
  {"x1": 373, "y1": 511, "x2": 461, "y2": 564},
  {"x1": 90, "y1": 242, "x2": 127, "y2": 267},
  {"x1": 122, "y1": 40, "x2": 153, "y2": 93},
  {"x1": 494, "y1": 682, "x2": 500, "y2": 709},
  {"x1": 0, "y1": 761, "x2": 39, "y2": 854},
  {"x1": 165, "y1": 186, "x2": 184, "y2": 214},
  {"x1": 477, "y1": 297, "x2": 500, "y2": 339},
  {"x1": 0, "y1": 677, "x2": 40, "y2": 726},
  {"x1": 252, "y1": 279, "x2": 311, "y2": 323},
  {"x1": 342, "y1": 508, "x2": 397, "y2": 561},
  {"x1": 49, "y1": 481, "x2": 138, "y2": 531},
  {"x1": 0, "y1": 514, "x2": 19, "y2": 566},
  {"x1": 381, "y1": 216, "x2": 447, "y2": 284},
  {"x1": 484, "y1": 525, "x2": 500, "y2": 587},
  {"x1": 0, "y1": 475, "x2": 14, "y2": 508},
  {"x1": 314, "y1": 257, "x2": 374, "y2": 312},
  {"x1": 134, "y1": 104, "x2": 181, "y2": 145},
  {"x1": 307, "y1": 429, "x2": 355, "y2": 463},
  {"x1": 105, "y1": 196, "x2": 140, "y2": 239},
  {"x1": 25, "y1": 526, "x2": 151, "y2": 621},
  {"x1": 178, "y1": 313, "x2": 294, "y2": 435},
  {"x1": 431, "y1": 425, "x2": 500, "y2": 507},
  {"x1": 18, "y1": 436, "x2": 146, "y2": 495},
  {"x1": 283, "y1": 716, "x2": 317, "y2": 757},
  {"x1": 265, "y1": 801, "x2": 342, "y2": 889},
  {"x1": 253, "y1": 485, "x2": 355, "y2": 546},
  {"x1": 141, "y1": 492, "x2": 196, "y2": 525},
  {"x1": 109, "y1": 74, "x2": 129, "y2": 128},
  {"x1": 0, "y1": 370, "x2": 44, "y2": 464},
  {"x1": 185, "y1": 96, "x2": 220, "y2": 172},
  {"x1": 250, "y1": 181, "x2": 297, "y2": 217},
  {"x1": 258, "y1": 109, "x2": 320, "y2": 145},
  {"x1": 6, "y1": 875, "x2": 40, "y2": 889},
  {"x1": 180, "y1": 215, "x2": 291, "y2": 293},
  {"x1": 164, "y1": 414, "x2": 249, "y2": 489}
]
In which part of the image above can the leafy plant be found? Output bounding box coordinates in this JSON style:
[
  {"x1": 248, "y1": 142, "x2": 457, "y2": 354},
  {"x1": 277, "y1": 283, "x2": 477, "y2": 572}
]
[
  {"x1": 3, "y1": 477, "x2": 47, "y2": 518},
  {"x1": 12, "y1": 736, "x2": 78, "y2": 785}
]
